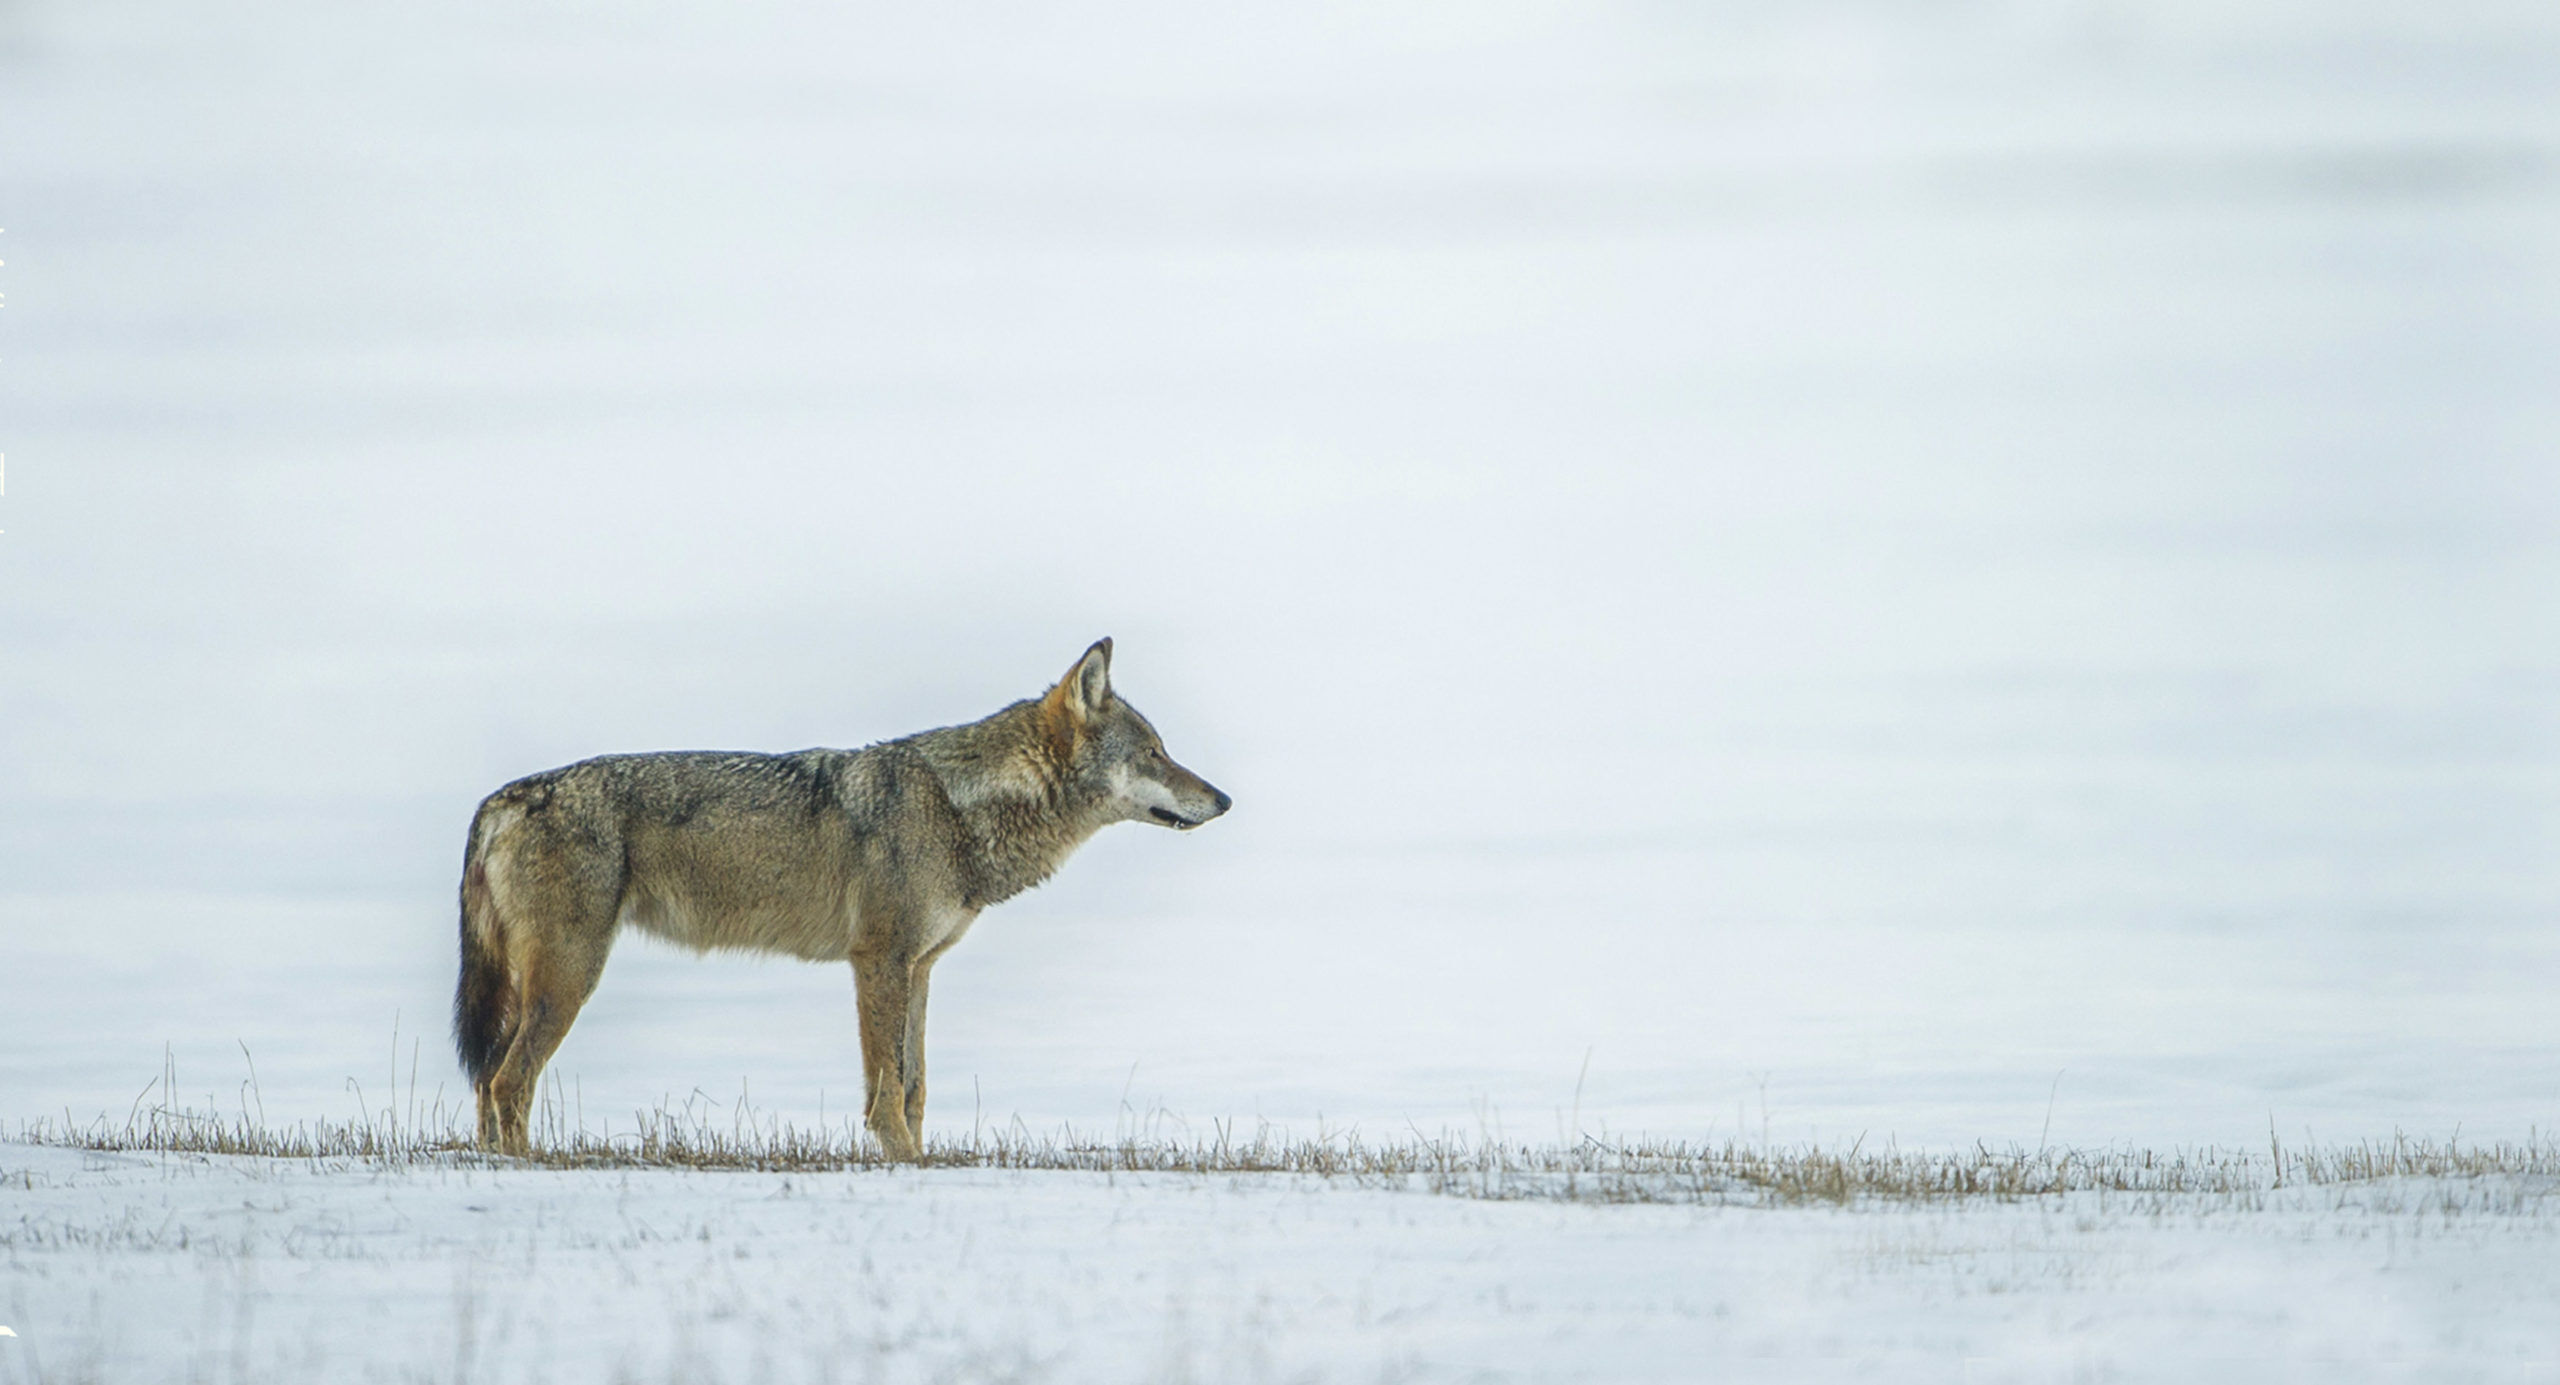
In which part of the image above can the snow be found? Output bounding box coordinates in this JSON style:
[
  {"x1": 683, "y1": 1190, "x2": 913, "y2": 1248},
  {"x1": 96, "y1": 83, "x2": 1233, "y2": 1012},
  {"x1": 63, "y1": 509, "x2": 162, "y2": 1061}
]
[
  {"x1": 6, "y1": 1141, "x2": 2558, "y2": 1384},
  {"x1": 6, "y1": 879, "x2": 2558, "y2": 1158},
  {"x1": 2, "y1": 0, "x2": 2558, "y2": 1378}
]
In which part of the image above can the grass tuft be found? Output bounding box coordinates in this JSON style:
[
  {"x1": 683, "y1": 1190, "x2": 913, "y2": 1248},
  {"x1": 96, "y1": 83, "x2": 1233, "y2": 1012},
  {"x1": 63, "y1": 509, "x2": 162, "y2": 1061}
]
[{"x1": 18, "y1": 1076, "x2": 2560, "y2": 1208}]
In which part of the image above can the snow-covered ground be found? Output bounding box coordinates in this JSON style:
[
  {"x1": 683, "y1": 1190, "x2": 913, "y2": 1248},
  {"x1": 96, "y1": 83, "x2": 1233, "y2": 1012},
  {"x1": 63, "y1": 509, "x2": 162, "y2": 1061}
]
[
  {"x1": 6, "y1": 1140, "x2": 2558, "y2": 1384},
  {"x1": 3, "y1": 1, "x2": 2558, "y2": 1379}
]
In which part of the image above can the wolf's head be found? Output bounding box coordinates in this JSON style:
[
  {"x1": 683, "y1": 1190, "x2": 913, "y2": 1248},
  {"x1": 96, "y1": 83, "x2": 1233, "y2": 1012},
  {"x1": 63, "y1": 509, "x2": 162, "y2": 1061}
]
[{"x1": 1043, "y1": 638, "x2": 1231, "y2": 831}]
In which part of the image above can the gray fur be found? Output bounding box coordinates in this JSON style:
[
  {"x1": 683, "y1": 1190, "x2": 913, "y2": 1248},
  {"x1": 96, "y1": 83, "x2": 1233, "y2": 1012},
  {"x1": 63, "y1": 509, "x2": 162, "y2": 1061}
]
[{"x1": 453, "y1": 639, "x2": 1228, "y2": 1157}]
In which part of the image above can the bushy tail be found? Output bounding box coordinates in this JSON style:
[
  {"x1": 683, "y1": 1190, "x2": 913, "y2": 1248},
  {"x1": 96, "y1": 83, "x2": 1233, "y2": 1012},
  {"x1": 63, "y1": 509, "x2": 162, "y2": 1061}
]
[{"x1": 453, "y1": 807, "x2": 516, "y2": 1086}]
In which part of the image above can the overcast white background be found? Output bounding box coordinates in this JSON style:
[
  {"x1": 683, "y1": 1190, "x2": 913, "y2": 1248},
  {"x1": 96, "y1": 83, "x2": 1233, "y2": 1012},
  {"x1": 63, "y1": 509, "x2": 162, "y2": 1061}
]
[{"x1": 1, "y1": 0, "x2": 2555, "y2": 1150}]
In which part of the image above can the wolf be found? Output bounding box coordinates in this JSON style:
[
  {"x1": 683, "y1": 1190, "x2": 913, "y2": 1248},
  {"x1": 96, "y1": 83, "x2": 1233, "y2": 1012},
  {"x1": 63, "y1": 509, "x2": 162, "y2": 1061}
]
[{"x1": 451, "y1": 639, "x2": 1229, "y2": 1158}]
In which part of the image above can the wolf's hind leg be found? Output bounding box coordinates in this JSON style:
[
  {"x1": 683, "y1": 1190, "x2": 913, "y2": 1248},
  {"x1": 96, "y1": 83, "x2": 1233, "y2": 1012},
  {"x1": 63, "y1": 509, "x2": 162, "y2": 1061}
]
[
  {"x1": 475, "y1": 1076, "x2": 505, "y2": 1148},
  {"x1": 487, "y1": 923, "x2": 613, "y2": 1156},
  {"x1": 851, "y1": 959, "x2": 921, "y2": 1161}
]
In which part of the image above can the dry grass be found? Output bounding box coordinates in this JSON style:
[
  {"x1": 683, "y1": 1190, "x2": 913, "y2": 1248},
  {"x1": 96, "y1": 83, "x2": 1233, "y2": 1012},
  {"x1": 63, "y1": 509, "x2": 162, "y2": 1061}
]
[{"x1": 18, "y1": 1062, "x2": 2560, "y2": 1208}]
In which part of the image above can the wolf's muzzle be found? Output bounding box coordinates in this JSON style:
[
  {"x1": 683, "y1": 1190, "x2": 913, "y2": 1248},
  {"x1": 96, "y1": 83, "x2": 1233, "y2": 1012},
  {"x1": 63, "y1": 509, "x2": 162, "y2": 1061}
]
[{"x1": 1150, "y1": 786, "x2": 1232, "y2": 830}]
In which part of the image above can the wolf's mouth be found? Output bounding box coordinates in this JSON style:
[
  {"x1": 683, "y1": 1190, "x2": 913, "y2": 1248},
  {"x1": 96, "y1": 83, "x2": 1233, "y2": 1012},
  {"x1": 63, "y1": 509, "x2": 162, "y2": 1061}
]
[{"x1": 1149, "y1": 807, "x2": 1198, "y2": 829}]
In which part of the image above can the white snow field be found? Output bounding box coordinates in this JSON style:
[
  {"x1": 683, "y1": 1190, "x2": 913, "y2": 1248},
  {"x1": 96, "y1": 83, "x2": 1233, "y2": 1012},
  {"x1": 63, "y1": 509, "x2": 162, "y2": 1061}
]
[
  {"x1": 5, "y1": 1140, "x2": 2559, "y2": 1385},
  {"x1": 4, "y1": 0, "x2": 2559, "y2": 1381}
]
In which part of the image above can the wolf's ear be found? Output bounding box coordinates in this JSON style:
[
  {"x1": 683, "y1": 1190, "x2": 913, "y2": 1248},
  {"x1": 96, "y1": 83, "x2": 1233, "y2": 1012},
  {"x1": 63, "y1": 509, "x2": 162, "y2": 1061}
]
[{"x1": 1059, "y1": 637, "x2": 1113, "y2": 721}]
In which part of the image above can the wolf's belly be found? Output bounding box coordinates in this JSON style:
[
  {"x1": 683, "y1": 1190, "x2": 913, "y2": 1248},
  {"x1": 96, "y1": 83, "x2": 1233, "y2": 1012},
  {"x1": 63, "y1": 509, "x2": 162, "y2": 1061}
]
[{"x1": 617, "y1": 884, "x2": 852, "y2": 962}]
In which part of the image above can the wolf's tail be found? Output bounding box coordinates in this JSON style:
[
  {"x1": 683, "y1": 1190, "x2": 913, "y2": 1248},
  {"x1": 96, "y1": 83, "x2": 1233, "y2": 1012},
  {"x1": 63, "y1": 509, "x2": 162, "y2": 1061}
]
[{"x1": 453, "y1": 800, "x2": 516, "y2": 1086}]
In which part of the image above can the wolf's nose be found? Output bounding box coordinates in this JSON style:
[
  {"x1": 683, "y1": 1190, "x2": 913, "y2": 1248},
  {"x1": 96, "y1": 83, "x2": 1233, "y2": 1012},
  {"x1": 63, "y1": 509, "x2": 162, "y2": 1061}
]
[{"x1": 1211, "y1": 788, "x2": 1233, "y2": 815}]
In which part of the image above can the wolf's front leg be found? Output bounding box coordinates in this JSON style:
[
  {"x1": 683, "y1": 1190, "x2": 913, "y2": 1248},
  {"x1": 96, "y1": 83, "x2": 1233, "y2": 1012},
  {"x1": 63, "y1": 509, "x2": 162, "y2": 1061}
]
[
  {"x1": 851, "y1": 959, "x2": 922, "y2": 1161},
  {"x1": 903, "y1": 964, "x2": 931, "y2": 1139}
]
